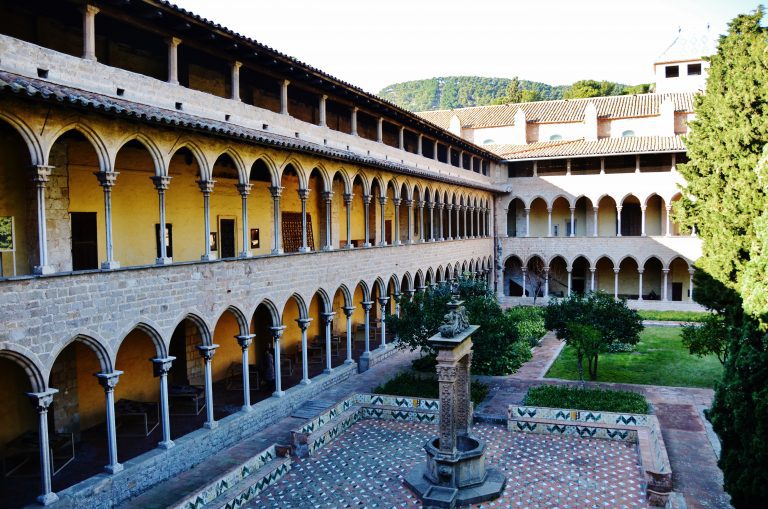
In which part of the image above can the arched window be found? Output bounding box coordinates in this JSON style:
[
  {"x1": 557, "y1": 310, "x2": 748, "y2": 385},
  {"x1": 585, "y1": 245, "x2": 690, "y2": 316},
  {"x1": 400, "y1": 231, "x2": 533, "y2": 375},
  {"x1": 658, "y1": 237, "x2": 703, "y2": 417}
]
[
  {"x1": 622, "y1": 130, "x2": 635, "y2": 137},
  {"x1": 549, "y1": 134, "x2": 562, "y2": 141},
  {"x1": 482, "y1": 139, "x2": 496, "y2": 145}
]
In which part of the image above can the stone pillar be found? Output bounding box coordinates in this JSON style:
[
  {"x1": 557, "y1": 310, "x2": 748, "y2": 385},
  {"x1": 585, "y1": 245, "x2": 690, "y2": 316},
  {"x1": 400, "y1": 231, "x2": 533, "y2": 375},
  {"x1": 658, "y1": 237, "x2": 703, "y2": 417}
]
[
  {"x1": 547, "y1": 207, "x2": 552, "y2": 237},
  {"x1": 298, "y1": 188, "x2": 310, "y2": 252},
  {"x1": 418, "y1": 201, "x2": 425, "y2": 242},
  {"x1": 269, "y1": 186, "x2": 283, "y2": 254},
  {"x1": 378, "y1": 297, "x2": 389, "y2": 348},
  {"x1": 167, "y1": 37, "x2": 181, "y2": 85},
  {"x1": 199, "y1": 179, "x2": 216, "y2": 260},
  {"x1": 689, "y1": 268, "x2": 695, "y2": 302},
  {"x1": 600, "y1": 157, "x2": 605, "y2": 175},
  {"x1": 322, "y1": 311, "x2": 336, "y2": 373},
  {"x1": 638, "y1": 269, "x2": 644, "y2": 301},
  {"x1": 393, "y1": 198, "x2": 401, "y2": 245},
  {"x1": 455, "y1": 353, "x2": 472, "y2": 436},
  {"x1": 616, "y1": 206, "x2": 623, "y2": 237},
  {"x1": 641, "y1": 205, "x2": 647, "y2": 236},
  {"x1": 377, "y1": 117, "x2": 384, "y2": 143},
  {"x1": 405, "y1": 199, "x2": 414, "y2": 244},
  {"x1": 428, "y1": 202, "x2": 435, "y2": 241},
  {"x1": 27, "y1": 389, "x2": 59, "y2": 506},
  {"x1": 95, "y1": 171, "x2": 119, "y2": 269},
  {"x1": 470, "y1": 206, "x2": 476, "y2": 238},
  {"x1": 663, "y1": 269, "x2": 670, "y2": 301},
  {"x1": 567, "y1": 268, "x2": 572, "y2": 296},
  {"x1": 342, "y1": 306, "x2": 355, "y2": 364},
  {"x1": 231, "y1": 61, "x2": 242, "y2": 101},
  {"x1": 82, "y1": 5, "x2": 99, "y2": 61},
  {"x1": 590, "y1": 268, "x2": 596, "y2": 291},
  {"x1": 280, "y1": 79, "x2": 290, "y2": 115},
  {"x1": 446, "y1": 204, "x2": 453, "y2": 240},
  {"x1": 521, "y1": 268, "x2": 527, "y2": 297},
  {"x1": 152, "y1": 175, "x2": 173, "y2": 264},
  {"x1": 399, "y1": 127, "x2": 405, "y2": 150},
  {"x1": 434, "y1": 140, "x2": 439, "y2": 161},
  {"x1": 613, "y1": 268, "x2": 620, "y2": 298},
  {"x1": 351, "y1": 107, "x2": 358, "y2": 136},
  {"x1": 566, "y1": 158, "x2": 572, "y2": 176},
  {"x1": 569, "y1": 207, "x2": 575, "y2": 237},
  {"x1": 436, "y1": 363, "x2": 458, "y2": 454},
  {"x1": 237, "y1": 183, "x2": 252, "y2": 258},
  {"x1": 635, "y1": 154, "x2": 641, "y2": 173},
  {"x1": 417, "y1": 134, "x2": 423, "y2": 156},
  {"x1": 525, "y1": 208, "x2": 530, "y2": 237},
  {"x1": 361, "y1": 300, "x2": 373, "y2": 355},
  {"x1": 151, "y1": 357, "x2": 175, "y2": 448},
  {"x1": 666, "y1": 206, "x2": 672, "y2": 236},
  {"x1": 32, "y1": 165, "x2": 54, "y2": 274},
  {"x1": 363, "y1": 194, "x2": 372, "y2": 247},
  {"x1": 593, "y1": 207, "x2": 599, "y2": 237},
  {"x1": 318, "y1": 95, "x2": 327, "y2": 127},
  {"x1": 322, "y1": 191, "x2": 333, "y2": 250},
  {"x1": 95, "y1": 371, "x2": 123, "y2": 473},
  {"x1": 343, "y1": 193, "x2": 353, "y2": 248},
  {"x1": 270, "y1": 326, "x2": 286, "y2": 396},
  {"x1": 437, "y1": 203, "x2": 445, "y2": 241},
  {"x1": 235, "y1": 335, "x2": 255, "y2": 410},
  {"x1": 197, "y1": 345, "x2": 218, "y2": 428},
  {"x1": 296, "y1": 318, "x2": 312, "y2": 384},
  {"x1": 378, "y1": 195, "x2": 388, "y2": 246},
  {"x1": 462, "y1": 205, "x2": 468, "y2": 238},
  {"x1": 543, "y1": 267, "x2": 550, "y2": 298}
]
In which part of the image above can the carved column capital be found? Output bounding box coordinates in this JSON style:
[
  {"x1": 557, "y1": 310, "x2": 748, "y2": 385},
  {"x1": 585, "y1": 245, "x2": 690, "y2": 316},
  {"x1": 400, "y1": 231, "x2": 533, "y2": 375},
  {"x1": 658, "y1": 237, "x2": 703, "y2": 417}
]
[
  {"x1": 298, "y1": 188, "x2": 311, "y2": 200},
  {"x1": 32, "y1": 165, "x2": 54, "y2": 185},
  {"x1": 27, "y1": 389, "x2": 58, "y2": 411},
  {"x1": 362, "y1": 194, "x2": 372, "y2": 205},
  {"x1": 196, "y1": 344, "x2": 219, "y2": 362},
  {"x1": 151, "y1": 175, "x2": 172, "y2": 192},
  {"x1": 322, "y1": 191, "x2": 334, "y2": 202},
  {"x1": 342, "y1": 305, "x2": 356, "y2": 317},
  {"x1": 361, "y1": 300, "x2": 374, "y2": 312},
  {"x1": 96, "y1": 371, "x2": 123, "y2": 391},
  {"x1": 343, "y1": 192, "x2": 354, "y2": 205},
  {"x1": 197, "y1": 179, "x2": 216, "y2": 195},
  {"x1": 236, "y1": 183, "x2": 252, "y2": 196},
  {"x1": 296, "y1": 317, "x2": 313, "y2": 331},
  {"x1": 270, "y1": 325, "x2": 286, "y2": 341},
  {"x1": 378, "y1": 195, "x2": 388, "y2": 206},
  {"x1": 268, "y1": 185, "x2": 284, "y2": 198},
  {"x1": 235, "y1": 334, "x2": 255, "y2": 349},
  {"x1": 95, "y1": 171, "x2": 119, "y2": 188},
  {"x1": 321, "y1": 311, "x2": 336, "y2": 324},
  {"x1": 151, "y1": 356, "x2": 176, "y2": 376}
]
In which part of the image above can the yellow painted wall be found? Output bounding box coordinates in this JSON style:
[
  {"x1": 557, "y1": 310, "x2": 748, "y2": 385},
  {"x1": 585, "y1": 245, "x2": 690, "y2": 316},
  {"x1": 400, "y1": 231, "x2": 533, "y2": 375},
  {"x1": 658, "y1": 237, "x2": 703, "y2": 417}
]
[
  {"x1": 114, "y1": 331, "x2": 160, "y2": 404},
  {"x1": 211, "y1": 311, "x2": 251, "y2": 382},
  {"x1": 529, "y1": 199, "x2": 548, "y2": 236},
  {"x1": 670, "y1": 259, "x2": 691, "y2": 300},
  {"x1": 74, "y1": 342, "x2": 106, "y2": 431},
  {"x1": 0, "y1": 358, "x2": 35, "y2": 445},
  {"x1": 598, "y1": 199, "x2": 617, "y2": 236},
  {"x1": 551, "y1": 198, "x2": 570, "y2": 237},
  {"x1": 0, "y1": 133, "x2": 32, "y2": 275},
  {"x1": 166, "y1": 155, "x2": 206, "y2": 262},
  {"x1": 646, "y1": 196, "x2": 663, "y2": 236}
]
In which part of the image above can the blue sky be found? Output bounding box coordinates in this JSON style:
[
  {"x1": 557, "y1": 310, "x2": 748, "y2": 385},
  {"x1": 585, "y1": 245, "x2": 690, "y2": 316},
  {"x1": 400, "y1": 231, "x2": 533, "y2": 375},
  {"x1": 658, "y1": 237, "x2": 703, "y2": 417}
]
[{"x1": 173, "y1": 0, "x2": 760, "y2": 93}]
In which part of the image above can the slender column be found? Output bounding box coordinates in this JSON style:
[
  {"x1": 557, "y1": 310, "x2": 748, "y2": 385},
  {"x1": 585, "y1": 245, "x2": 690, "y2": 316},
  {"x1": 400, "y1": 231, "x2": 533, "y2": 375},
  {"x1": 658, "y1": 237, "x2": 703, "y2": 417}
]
[
  {"x1": 237, "y1": 183, "x2": 252, "y2": 258},
  {"x1": 280, "y1": 79, "x2": 290, "y2": 115},
  {"x1": 199, "y1": 180, "x2": 216, "y2": 260},
  {"x1": 405, "y1": 199, "x2": 413, "y2": 244},
  {"x1": 269, "y1": 186, "x2": 283, "y2": 254},
  {"x1": 322, "y1": 191, "x2": 333, "y2": 250},
  {"x1": 318, "y1": 95, "x2": 327, "y2": 127},
  {"x1": 398, "y1": 127, "x2": 405, "y2": 150},
  {"x1": 543, "y1": 268, "x2": 550, "y2": 298},
  {"x1": 96, "y1": 372, "x2": 124, "y2": 473},
  {"x1": 361, "y1": 301, "x2": 374, "y2": 354},
  {"x1": 27, "y1": 390, "x2": 58, "y2": 506},
  {"x1": 471, "y1": 206, "x2": 477, "y2": 238},
  {"x1": 197, "y1": 345, "x2": 218, "y2": 428},
  {"x1": 32, "y1": 165, "x2": 54, "y2": 274},
  {"x1": 547, "y1": 207, "x2": 553, "y2": 237},
  {"x1": 593, "y1": 207, "x2": 599, "y2": 237},
  {"x1": 82, "y1": 5, "x2": 99, "y2": 61},
  {"x1": 462, "y1": 205, "x2": 468, "y2": 238},
  {"x1": 151, "y1": 357, "x2": 175, "y2": 448},
  {"x1": 616, "y1": 206, "x2": 623, "y2": 236},
  {"x1": 378, "y1": 195, "x2": 388, "y2": 246},
  {"x1": 351, "y1": 107, "x2": 359, "y2": 136},
  {"x1": 231, "y1": 61, "x2": 242, "y2": 101},
  {"x1": 521, "y1": 268, "x2": 527, "y2": 297},
  {"x1": 566, "y1": 158, "x2": 572, "y2": 176},
  {"x1": 167, "y1": 37, "x2": 181, "y2": 85},
  {"x1": 377, "y1": 118, "x2": 384, "y2": 143},
  {"x1": 322, "y1": 312, "x2": 336, "y2": 373},
  {"x1": 663, "y1": 269, "x2": 670, "y2": 301},
  {"x1": 298, "y1": 188, "x2": 310, "y2": 252},
  {"x1": 343, "y1": 193, "x2": 353, "y2": 248},
  {"x1": 296, "y1": 318, "x2": 312, "y2": 384},
  {"x1": 342, "y1": 306, "x2": 355, "y2": 364},
  {"x1": 151, "y1": 176, "x2": 173, "y2": 264},
  {"x1": 363, "y1": 194, "x2": 372, "y2": 247},
  {"x1": 567, "y1": 268, "x2": 572, "y2": 296},
  {"x1": 235, "y1": 335, "x2": 255, "y2": 410},
  {"x1": 689, "y1": 269, "x2": 695, "y2": 302},
  {"x1": 641, "y1": 205, "x2": 647, "y2": 236},
  {"x1": 446, "y1": 204, "x2": 453, "y2": 240},
  {"x1": 613, "y1": 268, "x2": 620, "y2": 298},
  {"x1": 417, "y1": 134, "x2": 423, "y2": 155},
  {"x1": 270, "y1": 326, "x2": 286, "y2": 397},
  {"x1": 600, "y1": 157, "x2": 605, "y2": 175},
  {"x1": 437, "y1": 203, "x2": 445, "y2": 241},
  {"x1": 378, "y1": 298, "x2": 389, "y2": 348},
  {"x1": 635, "y1": 154, "x2": 641, "y2": 173},
  {"x1": 428, "y1": 203, "x2": 435, "y2": 241},
  {"x1": 95, "y1": 171, "x2": 120, "y2": 269},
  {"x1": 418, "y1": 201, "x2": 425, "y2": 242},
  {"x1": 392, "y1": 198, "x2": 401, "y2": 245},
  {"x1": 525, "y1": 207, "x2": 530, "y2": 237},
  {"x1": 569, "y1": 207, "x2": 575, "y2": 237},
  {"x1": 638, "y1": 269, "x2": 644, "y2": 301},
  {"x1": 434, "y1": 140, "x2": 439, "y2": 161},
  {"x1": 671, "y1": 153, "x2": 677, "y2": 172},
  {"x1": 447, "y1": 147, "x2": 452, "y2": 165},
  {"x1": 665, "y1": 206, "x2": 672, "y2": 236},
  {"x1": 533, "y1": 161, "x2": 538, "y2": 176},
  {"x1": 590, "y1": 268, "x2": 596, "y2": 291}
]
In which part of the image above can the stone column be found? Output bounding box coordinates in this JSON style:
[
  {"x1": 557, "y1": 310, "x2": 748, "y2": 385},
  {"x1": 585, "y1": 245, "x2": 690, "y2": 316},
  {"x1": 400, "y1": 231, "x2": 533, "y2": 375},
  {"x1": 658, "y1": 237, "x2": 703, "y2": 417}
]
[
  {"x1": 197, "y1": 345, "x2": 218, "y2": 428},
  {"x1": 318, "y1": 95, "x2": 327, "y2": 127},
  {"x1": 600, "y1": 157, "x2": 605, "y2": 175},
  {"x1": 322, "y1": 191, "x2": 333, "y2": 250},
  {"x1": 521, "y1": 268, "x2": 527, "y2": 297},
  {"x1": 590, "y1": 268, "x2": 596, "y2": 291},
  {"x1": 593, "y1": 207, "x2": 599, "y2": 237},
  {"x1": 428, "y1": 202, "x2": 435, "y2": 241},
  {"x1": 641, "y1": 205, "x2": 647, "y2": 236},
  {"x1": 377, "y1": 117, "x2": 383, "y2": 143},
  {"x1": 566, "y1": 158, "x2": 572, "y2": 176},
  {"x1": 399, "y1": 127, "x2": 405, "y2": 150},
  {"x1": 455, "y1": 353, "x2": 472, "y2": 436},
  {"x1": 616, "y1": 206, "x2": 623, "y2": 237},
  {"x1": 351, "y1": 107, "x2": 358, "y2": 136},
  {"x1": 525, "y1": 207, "x2": 530, "y2": 237},
  {"x1": 446, "y1": 204, "x2": 453, "y2": 240},
  {"x1": 378, "y1": 297, "x2": 389, "y2": 348},
  {"x1": 280, "y1": 79, "x2": 290, "y2": 115},
  {"x1": 95, "y1": 171, "x2": 120, "y2": 269},
  {"x1": 436, "y1": 363, "x2": 458, "y2": 454},
  {"x1": 689, "y1": 268, "x2": 695, "y2": 302},
  {"x1": 635, "y1": 154, "x2": 641, "y2": 173},
  {"x1": 393, "y1": 198, "x2": 401, "y2": 245},
  {"x1": 269, "y1": 185, "x2": 283, "y2": 254},
  {"x1": 151, "y1": 357, "x2": 175, "y2": 448},
  {"x1": 343, "y1": 193, "x2": 353, "y2": 248},
  {"x1": 167, "y1": 37, "x2": 181, "y2": 85},
  {"x1": 231, "y1": 61, "x2": 242, "y2": 101},
  {"x1": 235, "y1": 335, "x2": 255, "y2": 410},
  {"x1": 298, "y1": 188, "x2": 310, "y2": 252},
  {"x1": 342, "y1": 306, "x2": 355, "y2": 364},
  {"x1": 361, "y1": 300, "x2": 373, "y2": 355},
  {"x1": 613, "y1": 268, "x2": 620, "y2": 298},
  {"x1": 270, "y1": 326, "x2": 286, "y2": 397},
  {"x1": 543, "y1": 268, "x2": 550, "y2": 298},
  {"x1": 666, "y1": 206, "x2": 672, "y2": 236},
  {"x1": 378, "y1": 195, "x2": 388, "y2": 246},
  {"x1": 363, "y1": 194, "x2": 372, "y2": 247},
  {"x1": 663, "y1": 269, "x2": 670, "y2": 301},
  {"x1": 95, "y1": 371, "x2": 123, "y2": 473},
  {"x1": 405, "y1": 199, "x2": 414, "y2": 244},
  {"x1": 567, "y1": 268, "x2": 572, "y2": 296},
  {"x1": 198, "y1": 179, "x2": 216, "y2": 260},
  {"x1": 418, "y1": 200, "x2": 425, "y2": 242},
  {"x1": 296, "y1": 318, "x2": 312, "y2": 384},
  {"x1": 437, "y1": 203, "x2": 445, "y2": 241},
  {"x1": 546, "y1": 207, "x2": 552, "y2": 237},
  {"x1": 470, "y1": 206, "x2": 476, "y2": 238},
  {"x1": 569, "y1": 207, "x2": 575, "y2": 237},
  {"x1": 417, "y1": 134, "x2": 423, "y2": 156},
  {"x1": 32, "y1": 165, "x2": 54, "y2": 275},
  {"x1": 237, "y1": 183, "x2": 252, "y2": 258},
  {"x1": 322, "y1": 311, "x2": 336, "y2": 373},
  {"x1": 82, "y1": 5, "x2": 99, "y2": 61},
  {"x1": 638, "y1": 269, "x2": 644, "y2": 301},
  {"x1": 434, "y1": 140, "x2": 439, "y2": 161},
  {"x1": 152, "y1": 175, "x2": 173, "y2": 264},
  {"x1": 462, "y1": 205, "x2": 468, "y2": 238},
  {"x1": 27, "y1": 389, "x2": 58, "y2": 506}
]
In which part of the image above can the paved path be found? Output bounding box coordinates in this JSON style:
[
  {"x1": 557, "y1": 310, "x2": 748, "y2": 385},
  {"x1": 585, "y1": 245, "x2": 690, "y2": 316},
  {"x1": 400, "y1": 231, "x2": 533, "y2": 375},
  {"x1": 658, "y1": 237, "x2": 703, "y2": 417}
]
[{"x1": 476, "y1": 331, "x2": 733, "y2": 509}]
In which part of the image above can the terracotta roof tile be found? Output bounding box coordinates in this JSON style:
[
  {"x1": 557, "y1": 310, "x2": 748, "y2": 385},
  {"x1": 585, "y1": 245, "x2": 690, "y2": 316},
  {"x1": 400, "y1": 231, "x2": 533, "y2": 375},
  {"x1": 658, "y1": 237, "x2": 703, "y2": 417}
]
[{"x1": 488, "y1": 135, "x2": 686, "y2": 160}]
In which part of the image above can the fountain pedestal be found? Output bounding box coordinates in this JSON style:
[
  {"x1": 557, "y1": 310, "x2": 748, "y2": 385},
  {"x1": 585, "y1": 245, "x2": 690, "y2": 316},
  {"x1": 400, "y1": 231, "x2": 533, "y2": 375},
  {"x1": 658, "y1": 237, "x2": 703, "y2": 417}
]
[{"x1": 404, "y1": 298, "x2": 506, "y2": 508}]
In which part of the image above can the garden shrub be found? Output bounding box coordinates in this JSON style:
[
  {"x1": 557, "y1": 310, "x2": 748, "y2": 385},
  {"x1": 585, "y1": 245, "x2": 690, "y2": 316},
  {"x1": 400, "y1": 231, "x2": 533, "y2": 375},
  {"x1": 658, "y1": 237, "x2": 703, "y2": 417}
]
[
  {"x1": 506, "y1": 306, "x2": 547, "y2": 347},
  {"x1": 523, "y1": 385, "x2": 648, "y2": 414}
]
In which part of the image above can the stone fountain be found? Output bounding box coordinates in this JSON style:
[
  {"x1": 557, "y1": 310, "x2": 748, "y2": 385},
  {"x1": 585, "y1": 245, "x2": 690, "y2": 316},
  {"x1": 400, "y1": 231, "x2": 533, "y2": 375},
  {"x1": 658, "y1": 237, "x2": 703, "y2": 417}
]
[{"x1": 404, "y1": 289, "x2": 506, "y2": 508}]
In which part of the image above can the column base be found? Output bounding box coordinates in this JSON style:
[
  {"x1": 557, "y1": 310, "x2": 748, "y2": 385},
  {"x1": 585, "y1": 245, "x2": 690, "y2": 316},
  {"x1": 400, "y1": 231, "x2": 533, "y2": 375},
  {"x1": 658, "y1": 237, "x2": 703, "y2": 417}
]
[
  {"x1": 378, "y1": 242, "x2": 388, "y2": 247},
  {"x1": 33, "y1": 264, "x2": 55, "y2": 275},
  {"x1": 300, "y1": 378, "x2": 312, "y2": 385},
  {"x1": 344, "y1": 359, "x2": 355, "y2": 365},
  {"x1": 438, "y1": 237, "x2": 445, "y2": 241},
  {"x1": 101, "y1": 260, "x2": 120, "y2": 270},
  {"x1": 271, "y1": 248, "x2": 284, "y2": 255},
  {"x1": 405, "y1": 240, "x2": 414, "y2": 245},
  {"x1": 298, "y1": 247, "x2": 311, "y2": 253},
  {"x1": 158, "y1": 440, "x2": 175, "y2": 450},
  {"x1": 447, "y1": 237, "x2": 453, "y2": 241},
  {"x1": 104, "y1": 463, "x2": 124, "y2": 475},
  {"x1": 155, "y1": 257, "x2": 173, "y2": 265},
  {"x1": 363, "y1": 242, "x2": 372, "y2": 248},
  {"x1": 321, "y1": 245, "x2": 334, "y2": 251},
  {"x1": 201, "y1": 253, "x2": 217, "y2": 261},
  {"x1": 37, "y1": 492, "x2": 59, "y2": 506},
  {"x1": 272, "y1": 390, "x2": 286, "y2": 398},
  {"x1": 238, "y1": 251, "x2": 252, "y2": 258},
  {"x1": 241, "y1": 405, "x2": 253, "y2": 413},
  {"x1": 323, "y1": 368, "x2": 333, "y2": 375},
  {"x1": 203, "y1": 420, "x2": 219, "y2": 430},
  {"x1": 344, "y1": 244, "x2": 355, "y2": 250}
]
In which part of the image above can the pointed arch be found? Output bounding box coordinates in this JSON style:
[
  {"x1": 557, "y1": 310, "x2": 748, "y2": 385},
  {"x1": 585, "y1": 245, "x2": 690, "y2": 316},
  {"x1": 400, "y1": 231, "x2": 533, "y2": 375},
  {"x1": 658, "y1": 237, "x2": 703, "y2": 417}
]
[
  {"x1": 254, "y1": 298, "x2": 281, "y2": 327},
  {"x1": 0, "y1": 348, "x2": 46, "y2": 393},
  {"x1": 116, "y1": 322, "x2": 166, "y2": 359},
  {"x1": 46, "y1": 123, "x2": 110, "y2": 172},
  {"x1": 169, "y1": 140, "x2": 209, "y2": 179},
  {"x1": 280, "y1": 158, "x2": 308, "y2": 189},
  {"x1": 171, "y1": 313, "x2": 212, "y2": 346},
  {"x1": 250, "y1": 154, "x2": 280, "y2": 186},
  {"x1": 334, "y1": 284, "x2": 353, "y2": 307},
  {"x1": 332, "y1": 167, "x2": 353, "y2": 195},
  {"x1": 51, "y1": 333, "x2": 112, "y2": 374},
  {"x1": 310, "y1": 287, "x2": 333, "y2": 313},
  {"x1": 113, "y1": 133, "x2": 165, "y2": 176},
  {"x1": 0, "y1": 111, "x2": 44, "y2": 166}
]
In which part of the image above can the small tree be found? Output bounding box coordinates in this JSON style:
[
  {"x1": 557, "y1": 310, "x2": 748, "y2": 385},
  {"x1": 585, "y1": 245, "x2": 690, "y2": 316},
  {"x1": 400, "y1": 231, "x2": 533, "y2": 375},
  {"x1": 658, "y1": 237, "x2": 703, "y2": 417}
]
[
  {"x1": 565, "y1": 323, "x2": 602, "y2": 383},
  {"x1": 544, "y1": 292, "x2": 644, "y2": 380},
  {"x1": 526, "y1": 258, "x2": 548, "y2": 304},
  {"x1": 681, "y1": 314, "x2": 729, "y2": 364}
]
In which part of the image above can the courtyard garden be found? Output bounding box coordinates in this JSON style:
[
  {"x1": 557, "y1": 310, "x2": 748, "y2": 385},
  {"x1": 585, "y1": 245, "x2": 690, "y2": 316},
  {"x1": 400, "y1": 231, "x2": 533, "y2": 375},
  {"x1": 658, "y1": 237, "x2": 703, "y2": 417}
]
[{"x1": 523, "y1": 385, "x2": 649, "y2": 414}]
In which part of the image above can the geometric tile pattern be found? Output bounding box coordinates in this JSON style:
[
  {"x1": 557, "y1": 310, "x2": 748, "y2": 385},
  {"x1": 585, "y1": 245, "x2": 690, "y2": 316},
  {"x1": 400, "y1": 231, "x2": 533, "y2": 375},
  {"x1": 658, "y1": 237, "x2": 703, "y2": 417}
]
[
  {"x1": 509, "y1": 406, "x2": 650, "y2": 427},
  {"x1": 253, "y1": 420, "x2": 648, "y2": 508}
]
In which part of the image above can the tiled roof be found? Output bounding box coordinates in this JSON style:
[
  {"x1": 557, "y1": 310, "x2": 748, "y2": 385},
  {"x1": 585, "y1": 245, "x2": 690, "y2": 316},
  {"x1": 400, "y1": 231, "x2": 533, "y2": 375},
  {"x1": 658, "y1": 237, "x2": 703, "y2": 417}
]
[
  {"x1": 487, "y1": 135, "x2": 687, "y2": 160},
  {"x1": 415, "y1": 93, "x2": 695, "y2": 129},
  {"x1": 0, "y1": 71, "x2": 498, "y2": 193}
]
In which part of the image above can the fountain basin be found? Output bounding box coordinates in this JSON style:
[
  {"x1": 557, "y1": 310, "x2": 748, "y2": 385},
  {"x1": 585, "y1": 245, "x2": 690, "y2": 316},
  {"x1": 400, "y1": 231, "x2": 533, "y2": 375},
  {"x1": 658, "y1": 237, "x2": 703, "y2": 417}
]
[{"x1": 424, "y1": 435, "x2": 487, "y2": 488}]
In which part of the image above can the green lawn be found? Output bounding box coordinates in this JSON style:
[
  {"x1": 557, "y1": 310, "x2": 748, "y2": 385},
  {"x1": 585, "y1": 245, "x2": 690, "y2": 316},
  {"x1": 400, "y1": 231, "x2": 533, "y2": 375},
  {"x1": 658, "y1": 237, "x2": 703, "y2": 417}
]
[
  {"x1": 545, "y1": 326, "x2": 723, "y2": 388},
  {"x1": 637, "y1": 310, "x2": 710, "y2": 322}
]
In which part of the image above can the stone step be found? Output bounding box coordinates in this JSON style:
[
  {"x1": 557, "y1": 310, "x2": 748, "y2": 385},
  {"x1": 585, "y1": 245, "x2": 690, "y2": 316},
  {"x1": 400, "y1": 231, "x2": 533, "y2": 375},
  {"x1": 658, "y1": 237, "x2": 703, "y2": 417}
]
[
  {"x1": 290, "y1": 398, "x2": 337, "y2": 419},
  {"x1": 201, "y1": 455, "x2": 291, "y2": 509}
]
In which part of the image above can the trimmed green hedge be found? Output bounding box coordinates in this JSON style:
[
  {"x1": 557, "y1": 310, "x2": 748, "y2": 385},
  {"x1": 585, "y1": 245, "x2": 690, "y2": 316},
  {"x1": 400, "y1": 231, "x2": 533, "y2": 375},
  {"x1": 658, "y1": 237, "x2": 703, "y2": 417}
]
[
  {"x1": 522, "y1": 385, "x2": 648, "y2": 414},
  {"x1": 373, "y1": 371, "x2": 489, "y2": 406},
  {"x1": 637, "y1": 310, "x2": 710, "y2": 322}
]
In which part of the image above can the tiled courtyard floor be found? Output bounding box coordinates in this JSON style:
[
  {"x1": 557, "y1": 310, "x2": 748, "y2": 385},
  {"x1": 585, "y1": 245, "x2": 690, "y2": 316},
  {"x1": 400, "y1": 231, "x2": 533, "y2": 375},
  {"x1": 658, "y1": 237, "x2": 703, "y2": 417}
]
[{"x1": 251, "y1": 420, "x2": 648, "y2": 509}]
